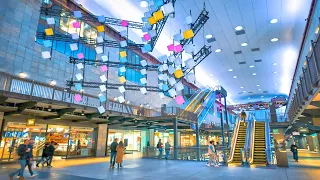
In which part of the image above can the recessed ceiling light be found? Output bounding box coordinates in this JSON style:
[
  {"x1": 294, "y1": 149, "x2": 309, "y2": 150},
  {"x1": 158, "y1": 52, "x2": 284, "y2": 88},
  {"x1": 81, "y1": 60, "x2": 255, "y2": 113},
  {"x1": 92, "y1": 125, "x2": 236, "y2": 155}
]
[
  {"x1": 256, "y1": 85, "x2": 260, "y2": 86},
  {"x1": 258, "y1": 88, "x2": 261, "y2": 91},
  {"x1": 274, "y1": 84, "x2": 277, "y2": 86},
  {"x1": 215, "y1": 49, "x2": 222, "y2": 53},
  {"x1": 206, "y1": 34, "x2": 213, "y2": 39},
  {"x1": 273, "y1": 63, "x2": 277, "y2": 66},
  {"x1": 49, "y1": 79, "x2": 56, "y2": 86},
  {"x1": 241, "y1": 42, "x2": 248, "y2": 47},
  {"x1": 271, "y1": 38, "x2": 279, "y2": 42},
  {"x1": 140, "y1": 1, "x2": 148, "y2": 8},
  {"x1": 235, "y1": 26, "x2": 243, "y2": 31},
  {"x1": 270, "y1": 19, "x2": 278, "y2": 24},
  {"x1": 273, "y1": 71, "x2": 277, "y2": 74},
  {"x1": 252, "y1": 73, "x2": 257, "y2": 76},
  {"x1": 233, "y1": 76, "x2": 237, "y2": 79},
  {"x1": 19, "y1": 72, "x2": 27, "y2": 78},
  {"x1": 249, "y1": 65, "x2": 254, "y2": 68},
  {"x1": 228, "y1": 69, "x2": 233, "y2": 72},
  {"x1": 240, "y1": 87, "x2": 244, "y2": 89},
  {"x1": 262, "y1": 99, "x2": 265, "y2": 100},
  {"x1": 243, "y1": 91, "x2": 247, "y2": 93}
]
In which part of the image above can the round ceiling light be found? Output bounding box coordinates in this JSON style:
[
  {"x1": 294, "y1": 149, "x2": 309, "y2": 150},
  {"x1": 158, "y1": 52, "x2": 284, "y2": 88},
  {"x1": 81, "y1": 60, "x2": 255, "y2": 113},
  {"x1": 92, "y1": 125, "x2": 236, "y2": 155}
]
[
  {"x1": 235, "y1": 26, "x2": 243, "y2": 31},
  {"x1": 206, "y1": 34, "x2": 213, "y2": 39},
  {"x1": 140, "y1": 1, "x2": 148, "y2": 8},
  {"x1": 256, "y1": 84, "x2": 260, "y2": 87},
  {"x1": 271, "y1": 38, "x2": 279, "y2": 42},
  {"x1": 241, "y1": 42, "x2": 248, "y2": 47},
  {"x1": 215, "y1": 49, "x2": 222, "y2": 53},
  {"x1": 249, "y1": 65, "x2": 254, "y2": 68},
  {"x1": 233, "y1": 76, "x2": 238, "y2": 79},
  {"x1": 258, "y1": 88, "x2": 262, "y2": 91},
  {"x1": 273, "y1": 71, "x2": 277, "y2": 74},
  {"x1": 49, "y1": 79, "x2": 56, "y2": 86},
  {"x1": 272, "y1": 63, "x2": 277, "y2": 65},
  {"x1": 19, "y1": 72, "x2": 27, "y2": 78},
  {"x1": 270, "y1": 19, "x2": 278, "y2": 24},
  {"x1": 228, "y1": 69, "x2": 233, "y2": 72},
  {"x1": 243, "y1": 91, "x2": 247, "y2": 93},
  {"x1": 240, "y1": 87, "x2": 244, "y2": 89},
  {"x1": 252, "y1": 73, "x2": 257, "y2": 76}
]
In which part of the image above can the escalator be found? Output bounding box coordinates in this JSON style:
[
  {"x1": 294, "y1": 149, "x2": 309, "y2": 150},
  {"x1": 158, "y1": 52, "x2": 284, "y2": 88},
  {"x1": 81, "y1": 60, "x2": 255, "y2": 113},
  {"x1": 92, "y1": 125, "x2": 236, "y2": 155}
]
[
  {"x1": 228, "y1": 120, "x2": 247, "y2": 163},
  {"x1": 252, "y1": 122, "x2": 266, "y2": 164}
]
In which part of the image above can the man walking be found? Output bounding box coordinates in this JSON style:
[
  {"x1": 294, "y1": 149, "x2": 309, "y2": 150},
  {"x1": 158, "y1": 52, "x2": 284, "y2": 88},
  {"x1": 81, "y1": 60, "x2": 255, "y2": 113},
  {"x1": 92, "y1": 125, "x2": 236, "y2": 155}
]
[
  {"x1": 165, "y1": 140, "x2": 171, "y2": 160},
  {"x1": 47, "y1": 141, "x2": 56, "y2": 167},
  {"x1": 18, "y1": 140, "x2": 37, "y2": 178},
  {"x1": 157, "y1": 139, "x2": 163, "y2": 159},
  {"x1": 290, "y1": 141, "x2": 299, "y2": 162},
  {"x1": 8, "y1": 139, "x2": 30, "y2": 180},
  {"x1": 110, "y1": 138, "x2": 118, "y2": 168}
]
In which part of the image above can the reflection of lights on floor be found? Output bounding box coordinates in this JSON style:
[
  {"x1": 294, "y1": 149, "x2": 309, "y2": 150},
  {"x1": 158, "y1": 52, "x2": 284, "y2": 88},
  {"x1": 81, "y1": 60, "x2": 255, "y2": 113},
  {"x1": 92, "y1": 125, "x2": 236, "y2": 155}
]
[{"x1": 123, "y1": 164, "x2": 140, "y2": 168}]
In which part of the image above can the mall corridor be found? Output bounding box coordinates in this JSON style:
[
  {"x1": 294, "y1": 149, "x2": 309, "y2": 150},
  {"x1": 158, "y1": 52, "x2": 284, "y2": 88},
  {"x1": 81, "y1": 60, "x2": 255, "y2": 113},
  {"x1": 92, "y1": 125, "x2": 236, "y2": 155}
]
[{"x1": 0, "y1": 151, "x2": 319, "y2": 180}]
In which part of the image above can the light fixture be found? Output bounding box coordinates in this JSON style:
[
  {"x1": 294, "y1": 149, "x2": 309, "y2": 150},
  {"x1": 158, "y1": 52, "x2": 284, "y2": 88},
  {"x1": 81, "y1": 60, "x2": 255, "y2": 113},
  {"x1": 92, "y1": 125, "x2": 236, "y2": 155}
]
[
  {"x1": 241, "y1": 42, "x2": 248, "y2": 47},
  {"x1": 49, "y1": 79, "x2": 56, "y2": 86},
  {"x1": 210, "y1": 74, "x2": 214, "y2": 76},
  {"x1": 243, "y1": 91, "x2": 247, "y2": 93},
  {"x1": 256, "y1": 85, "x2": 260, "y2": 86},
  {"x1": 261, "y1": 96, "x2": 264, "y2": 98},
  {"x1": 258, "y1": 89, "x2": 261, "y2": 91},
  {"x1": 228, "y1": 69, "x2": 233, "y2": 72},
  {"x1": 240, "y1": 87, "x2": 244, "y2": 89},
  {"x1": 273, "y1": 71, "x2": 277, "y2": 74},
  {"x1": 235, "y1": 26, "x2": 243, "y2": 31},
  {"x1": 127, "y1": 101, "x2": 130, "y2": 104},
  {"x1": 270, "y1": 19, "x2": 278, "y2": 24},
  {"x1": 206, "y1": 34, "x2": 213, "y2": 39},
  {"x1": 80, "y1": 89, "x2": 84, "y2": 92},
  {"x1": 215, "y1": 49, "x2": 222, "y2": 53},
  {"x1": 113, "y1": 97, "x2": 118, "y2": 101},
  {"x1": 140, "y1": 1, "x2": 148, "y2": 8},
  {"x1": 272, "y1": 63, "x2": 277, "y2": 66},
  {"x1": 271, "y1": 38, "x2": 279, "y2": 42},
  {"x1": 233, "y1": 76, "x2": 237, "y2": 79},
  {"x1": 252, "y1": 73, "x2": 257, "y2": 76},
  {"x1": 274, "y1": 83, "x2": 277, "y2": 86},
  {"x1": 249, "y1": 65, "x2": 254, "y2": 68},
  {"x1": 19, "y1": 72, "x2": 27, "y2": 78}
]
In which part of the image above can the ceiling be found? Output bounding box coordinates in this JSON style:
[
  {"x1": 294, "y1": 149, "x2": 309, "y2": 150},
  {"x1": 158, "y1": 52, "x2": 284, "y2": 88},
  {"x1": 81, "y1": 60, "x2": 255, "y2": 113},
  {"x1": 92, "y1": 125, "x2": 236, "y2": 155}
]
[{"x1": 75, "y1": 0, "x2": 312, "y2": 104}]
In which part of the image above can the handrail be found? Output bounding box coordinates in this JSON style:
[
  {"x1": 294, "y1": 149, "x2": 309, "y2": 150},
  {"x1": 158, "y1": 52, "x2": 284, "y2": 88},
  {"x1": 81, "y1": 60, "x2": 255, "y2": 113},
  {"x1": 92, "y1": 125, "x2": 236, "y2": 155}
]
[
  {"x1": 265, "y1": 113, "x2": 272, "y2": 165},
  {"x1": 249, "y1": 120, "x2": 256, "y2": 164},
  {"x1": 227, "y1": 119, "x2": 241, "y2": 162}
]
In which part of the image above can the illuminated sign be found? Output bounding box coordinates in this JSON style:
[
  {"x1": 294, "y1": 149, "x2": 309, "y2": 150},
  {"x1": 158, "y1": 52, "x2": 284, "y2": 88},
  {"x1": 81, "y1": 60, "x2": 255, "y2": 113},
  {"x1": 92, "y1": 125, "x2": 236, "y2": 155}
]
[{"x1": 26, "y1": 119, "x2": 35, "y2": 126}]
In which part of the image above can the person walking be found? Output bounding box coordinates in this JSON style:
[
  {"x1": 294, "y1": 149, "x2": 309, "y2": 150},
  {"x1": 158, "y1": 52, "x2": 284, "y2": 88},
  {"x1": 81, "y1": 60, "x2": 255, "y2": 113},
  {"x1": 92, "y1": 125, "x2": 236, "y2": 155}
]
[
  {"x1": 110, "y1": 138, "x2": 118, "y2": 168},
  {"x1": 157, "y1": 139, "x2": 163, "y2": 159},
  {"x1": 165, "y1": 141, "x2": 171, "y2": 160},
  {"x1": 36, "y1": 143, "x2": 49, "y2": 167},
  {"x1": 207, "y1": 141, "x2": 218, "y2": 167},
  {"x1": 47, "y1": 141, "x2": 56, "y2": 167},
  {"x1": 17, "y1": 140, "x2": 37, "y2": 178},
  {"x1": 240, "y1": 110, "x2": 247, "y2": 124},
  {"x1": 290, "y1": 141, "x2": 299, "y2": 162},
  {"x1": 116, "y1": 141, "x2": 125, "y2": 168},
  {"x1": 8, "y1": 139, "x2": 30, "y2": 180}
]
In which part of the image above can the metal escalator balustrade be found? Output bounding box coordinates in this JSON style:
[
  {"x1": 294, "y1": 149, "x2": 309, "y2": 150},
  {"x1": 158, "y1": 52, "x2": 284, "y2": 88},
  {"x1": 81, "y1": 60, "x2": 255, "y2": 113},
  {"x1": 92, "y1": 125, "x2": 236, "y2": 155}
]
[
  {"x1": 197, "y1": 90, "x2": 216, "y2": 126},
  {"x1": 232, "y1": 121, "x2": 247, "y2": 163}
]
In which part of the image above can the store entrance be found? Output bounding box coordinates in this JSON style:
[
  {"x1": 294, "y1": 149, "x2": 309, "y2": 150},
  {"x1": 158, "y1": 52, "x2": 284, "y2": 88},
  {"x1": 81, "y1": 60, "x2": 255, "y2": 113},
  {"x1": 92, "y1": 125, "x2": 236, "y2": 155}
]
[{"x1": 107, "y1": 130, "x2": 141, "y2": 154}]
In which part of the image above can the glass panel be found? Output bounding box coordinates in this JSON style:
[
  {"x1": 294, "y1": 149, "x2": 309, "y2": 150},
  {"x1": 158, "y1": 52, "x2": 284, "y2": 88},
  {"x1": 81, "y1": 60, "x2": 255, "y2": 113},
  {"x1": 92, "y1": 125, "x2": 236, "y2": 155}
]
[
  {"x1": 46, "y1": 125, "x2": 70, "y2": 157},
  {"x1": 68, "y1": 127, "x2": 94, "y2": 157}
]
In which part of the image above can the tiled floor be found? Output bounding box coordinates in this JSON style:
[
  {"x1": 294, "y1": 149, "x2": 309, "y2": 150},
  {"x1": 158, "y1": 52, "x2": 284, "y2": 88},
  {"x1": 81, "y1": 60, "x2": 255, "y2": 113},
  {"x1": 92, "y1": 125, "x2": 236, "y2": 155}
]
[{"x1": 0, "y1": 150, "x2": 319, "y2": 180}]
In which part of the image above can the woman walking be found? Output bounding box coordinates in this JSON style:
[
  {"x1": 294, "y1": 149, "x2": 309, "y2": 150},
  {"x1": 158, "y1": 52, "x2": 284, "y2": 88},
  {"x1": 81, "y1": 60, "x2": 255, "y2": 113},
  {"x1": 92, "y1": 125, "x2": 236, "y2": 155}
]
[{"x1": 116, "y1": 141, "x2": 125, "y2": 168}]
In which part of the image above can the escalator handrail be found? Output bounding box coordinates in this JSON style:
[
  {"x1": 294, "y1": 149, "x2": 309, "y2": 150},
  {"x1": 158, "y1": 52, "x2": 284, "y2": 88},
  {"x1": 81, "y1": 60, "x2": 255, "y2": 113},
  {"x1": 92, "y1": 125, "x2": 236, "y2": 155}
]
[
  {"x1": 227, "y1": 119, "x2": 241, "y2": 162},
  {"x1": 197, "y1": 90, "x2": 215, "y2": 126},
  {"x1": 249, "y1": 120, "x2": 256, "y2": 164},
  {"x1": 181, "y1": 88, "x2": 202, "y2": 109},
  {"x1": 194, "y1": 89, "x2": 212, "y2": 114},
  {"x1": 265, "y1": 115, "x2": 272, "y2": 164},
  {"x1": 181, "y1": 88, "x2": 207, "y2": 114}
]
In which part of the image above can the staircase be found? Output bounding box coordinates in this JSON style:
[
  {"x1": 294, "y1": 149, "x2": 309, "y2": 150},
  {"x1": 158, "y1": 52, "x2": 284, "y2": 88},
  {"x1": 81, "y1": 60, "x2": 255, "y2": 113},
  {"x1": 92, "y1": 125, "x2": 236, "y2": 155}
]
[
  {"x1": 253, "y1": 122, "x2": 266, "y2": 164},
  {"x1": 232, "y1": 122, "x2": 247, "y2": 163}
]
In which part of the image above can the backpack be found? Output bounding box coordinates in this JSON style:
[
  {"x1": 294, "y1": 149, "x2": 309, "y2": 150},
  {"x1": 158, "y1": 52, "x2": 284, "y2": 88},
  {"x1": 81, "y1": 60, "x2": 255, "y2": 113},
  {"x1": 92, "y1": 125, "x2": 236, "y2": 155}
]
[{"x1": 156, "y1": 142, "x2": 160, "y2": 148}]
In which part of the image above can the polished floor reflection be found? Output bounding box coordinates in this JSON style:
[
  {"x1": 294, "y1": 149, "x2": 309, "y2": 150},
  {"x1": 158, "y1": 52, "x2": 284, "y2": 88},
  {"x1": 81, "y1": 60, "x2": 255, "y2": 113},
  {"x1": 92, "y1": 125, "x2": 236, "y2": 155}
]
[{"x1": 0, "y1": 151, "x2": 319, "y2": 180}]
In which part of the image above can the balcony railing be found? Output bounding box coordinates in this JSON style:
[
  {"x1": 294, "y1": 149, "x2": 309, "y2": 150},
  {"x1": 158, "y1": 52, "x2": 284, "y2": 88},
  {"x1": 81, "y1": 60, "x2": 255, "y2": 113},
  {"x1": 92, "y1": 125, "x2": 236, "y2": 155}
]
[
  {"x1": 287, "y1": 24, "x2": 320, "y2": 122},
  {"x1": 0, "y1": 71, "x2": 197, "y2": 122}
]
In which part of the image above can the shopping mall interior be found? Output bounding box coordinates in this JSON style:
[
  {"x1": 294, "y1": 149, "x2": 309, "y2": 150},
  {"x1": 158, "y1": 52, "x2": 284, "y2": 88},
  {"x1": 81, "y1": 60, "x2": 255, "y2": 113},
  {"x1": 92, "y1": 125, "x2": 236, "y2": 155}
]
[{"x1": 0, "y1": 0, "x2": 320, "y2": 179}]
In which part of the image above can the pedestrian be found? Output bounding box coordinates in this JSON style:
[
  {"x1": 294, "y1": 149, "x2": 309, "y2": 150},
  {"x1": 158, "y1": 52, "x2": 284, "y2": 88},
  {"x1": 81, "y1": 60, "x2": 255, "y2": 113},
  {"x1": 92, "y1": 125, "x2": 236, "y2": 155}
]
[
  {"x1": 116, "y1": 141, "x2": 125, "y2": 168},
  {"x1": 8, "y1": 139, "x2": 31, "y2": 180},
  {"x1": 36, "y1": 143, "x2": 49, "y2": 167},
  {"x1": 47, "y1": 141, "x2": 56, "y2": 167},
  {"x1": 165, "y1": 140, "x2": 171, "y2": 160},
  {"x1": 110, "y1": 138, "x2": 118, "y2": 168},
  {"x1": 207, "y1": 141, "x2": 218, "y2": 167},
  {"x1": 147, "y1": 141, "x2": 150, "y2": 147},
  {"x1": 240, "y1": 110, "x2": 247, "y2": 124},
  {"x1": 290, "y1": 141, "x2": 299, "y2": 162},
  {"x1": 157, "y1": 139, "x2": 163, "y2": 159},
  {"x1": 17, "y1": 140, "x2": 37, "y2": 178}
]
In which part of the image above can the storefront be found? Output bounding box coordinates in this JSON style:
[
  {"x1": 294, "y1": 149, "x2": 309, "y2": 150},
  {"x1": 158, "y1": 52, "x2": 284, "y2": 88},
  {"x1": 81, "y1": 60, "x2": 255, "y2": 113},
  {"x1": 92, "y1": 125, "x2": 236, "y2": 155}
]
[
  {"x1": 0, "y1": 120, "x2": 96, "y2": 161},
  {"x1": 107, "y1": 130, "x2": 141, "y2": 152},
  {"x1": 154, "y1": 131, "x2": 174, "y2": 145}
]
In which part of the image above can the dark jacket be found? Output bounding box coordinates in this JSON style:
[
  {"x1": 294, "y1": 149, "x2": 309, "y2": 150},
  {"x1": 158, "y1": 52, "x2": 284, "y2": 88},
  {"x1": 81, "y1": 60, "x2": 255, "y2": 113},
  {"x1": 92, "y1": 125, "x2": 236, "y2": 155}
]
[
  {"x1": 110, "y1": 141, "x2": 118, "y2": 153},
  {"x1": 17, "y1": 144, "x2": 27, "y2": 160},
  {"x1": 47, "y1": 144, "x2": 55, "y2": 156},
  {"x1": 42, "y1": 146, "x2": 49, "y2": 157},
  {"x1": 25, "y1": 144, "x2": 33, "y2": 160},
  {"x1": 290, "y1": 144, "x2": 298, "y2": 153}
]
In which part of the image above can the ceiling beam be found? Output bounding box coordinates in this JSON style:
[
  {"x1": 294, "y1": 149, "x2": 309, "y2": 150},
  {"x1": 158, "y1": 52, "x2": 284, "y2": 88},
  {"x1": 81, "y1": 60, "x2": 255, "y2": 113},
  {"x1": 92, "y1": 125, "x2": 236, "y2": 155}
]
[{"x1": 5, "y1": 101, "x2": 37, "y2": 116}]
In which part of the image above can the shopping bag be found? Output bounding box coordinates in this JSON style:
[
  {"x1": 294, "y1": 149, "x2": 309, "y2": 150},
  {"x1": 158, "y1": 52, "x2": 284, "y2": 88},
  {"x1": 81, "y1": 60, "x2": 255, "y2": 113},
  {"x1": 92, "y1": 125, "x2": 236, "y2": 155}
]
[{"x1": 32, "y1": 161, "x2": 36, "y2": 169}]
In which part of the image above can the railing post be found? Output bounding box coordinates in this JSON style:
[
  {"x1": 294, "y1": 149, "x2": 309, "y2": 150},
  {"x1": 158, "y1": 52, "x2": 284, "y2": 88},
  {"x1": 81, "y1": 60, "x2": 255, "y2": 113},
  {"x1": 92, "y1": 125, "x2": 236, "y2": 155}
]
[
  {"x1": 51, "y1": 87, "x2": 55, "y2": 101},
  {"x1": 30, "y1": 80, "x2": 35, "y2": 101},
  {"x1": 195, "y1": 122, "x2": 200, "y2": 161},
  {"x1": 173, "y1": 117, "x2": 178, "y2": 160}
]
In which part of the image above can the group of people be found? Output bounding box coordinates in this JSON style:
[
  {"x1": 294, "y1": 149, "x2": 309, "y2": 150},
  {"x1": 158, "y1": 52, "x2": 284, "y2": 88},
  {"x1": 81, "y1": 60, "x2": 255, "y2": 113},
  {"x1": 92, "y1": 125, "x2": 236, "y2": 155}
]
[
  {"x1": 156, "y1": 139, "x2": 171, "y2": 159},
  {"x1": 206, "y1": 141, "x2": 220, "y2": 167},
  {"x1": 109, "y1": 138, "x2": 125, "y2": 168},
  {"x1": 8, "y1": 140, "x2": 57, "y2": 180}
]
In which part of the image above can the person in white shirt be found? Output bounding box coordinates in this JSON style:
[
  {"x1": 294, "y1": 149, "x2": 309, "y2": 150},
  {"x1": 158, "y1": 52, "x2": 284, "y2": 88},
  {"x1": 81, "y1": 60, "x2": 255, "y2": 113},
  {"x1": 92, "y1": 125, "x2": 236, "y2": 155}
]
[{"x1": 206, "y1": 141, "x2": 218, "y2": 167}]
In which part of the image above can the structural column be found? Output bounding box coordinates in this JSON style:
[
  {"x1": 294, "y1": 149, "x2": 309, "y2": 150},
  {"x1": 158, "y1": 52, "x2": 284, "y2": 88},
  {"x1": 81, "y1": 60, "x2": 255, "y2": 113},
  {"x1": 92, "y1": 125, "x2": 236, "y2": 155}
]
[
  {"x1": 195, "y1": 122, "x2": 200, "y2": 161},
  {"x1": 96, "y1": 124, "x2": 108, "y2": 157},
  {"x1": 173, "y1": 118, "x2": 178, "y2": 160},
  {"x1": 0, "y1": 112, "x2": 4, "y2": 144}
]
